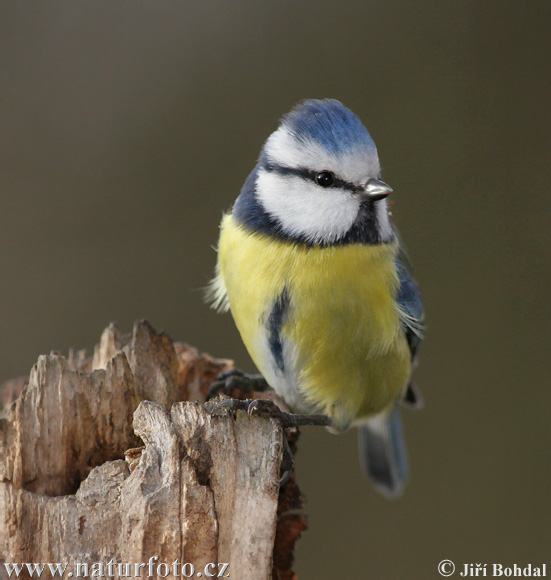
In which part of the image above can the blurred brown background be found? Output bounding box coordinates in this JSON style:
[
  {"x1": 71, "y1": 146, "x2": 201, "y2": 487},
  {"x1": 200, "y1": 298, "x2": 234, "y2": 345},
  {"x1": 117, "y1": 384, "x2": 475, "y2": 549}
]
[{"x1": 1, "y1": 2, "x2": 550, "y2": 578}]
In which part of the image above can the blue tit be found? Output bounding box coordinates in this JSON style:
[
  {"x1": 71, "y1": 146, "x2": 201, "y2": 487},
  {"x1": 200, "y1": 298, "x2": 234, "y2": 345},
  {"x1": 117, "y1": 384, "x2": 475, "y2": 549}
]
[{"x1": 209, "y1": 99, "x2": 424, "y2": 498}]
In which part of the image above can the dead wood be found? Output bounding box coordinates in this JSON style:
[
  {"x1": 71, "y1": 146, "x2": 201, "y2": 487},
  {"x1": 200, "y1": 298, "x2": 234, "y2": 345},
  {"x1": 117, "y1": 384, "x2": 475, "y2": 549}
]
[{"x1": 0, "y1": 321, "x2": 308, "y2": 580}]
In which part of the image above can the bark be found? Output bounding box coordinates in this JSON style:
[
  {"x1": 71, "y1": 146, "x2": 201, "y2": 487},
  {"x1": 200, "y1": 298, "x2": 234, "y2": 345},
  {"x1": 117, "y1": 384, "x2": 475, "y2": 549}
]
[{"x1": 0, "y1": 321, "x2": 307, "y2": 580}]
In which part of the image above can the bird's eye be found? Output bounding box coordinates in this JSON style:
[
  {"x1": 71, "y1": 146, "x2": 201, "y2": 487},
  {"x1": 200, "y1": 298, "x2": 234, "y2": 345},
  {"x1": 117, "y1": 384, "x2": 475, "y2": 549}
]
[{"x1": 315, "y1": 171, "x2": 334, "y2": 187}]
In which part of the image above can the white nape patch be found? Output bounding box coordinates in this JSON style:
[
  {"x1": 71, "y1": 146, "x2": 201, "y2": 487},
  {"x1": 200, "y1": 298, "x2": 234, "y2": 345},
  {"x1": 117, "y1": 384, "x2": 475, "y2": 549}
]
[
  {"x1": 264, "y1": 126, "x2": 381, "y2": 183},
  {"x1": 256, "y1": 169, "x2": 360, "y2": 244}
]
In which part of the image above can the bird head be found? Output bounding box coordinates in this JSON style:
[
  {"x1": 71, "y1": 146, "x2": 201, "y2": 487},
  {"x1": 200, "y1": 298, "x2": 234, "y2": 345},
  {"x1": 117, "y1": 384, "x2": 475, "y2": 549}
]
[{"x1": 251, "y1": 99, "x2": 394, "y2": 246}]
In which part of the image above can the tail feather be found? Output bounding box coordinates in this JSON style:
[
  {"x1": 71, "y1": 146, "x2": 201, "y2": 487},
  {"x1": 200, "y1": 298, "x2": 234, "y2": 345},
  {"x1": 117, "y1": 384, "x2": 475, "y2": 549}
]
[{"x1": 358, "y1": 405, "x2": 408, "y2": 499}]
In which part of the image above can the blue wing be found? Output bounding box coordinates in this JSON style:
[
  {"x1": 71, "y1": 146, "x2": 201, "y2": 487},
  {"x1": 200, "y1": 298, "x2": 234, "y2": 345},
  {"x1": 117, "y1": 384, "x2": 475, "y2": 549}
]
[
  {"x1": 357, "y1": 235, "x2": 424, "y2": 497},
  {"x1": 358, "y1": 235, "x2": 424, "y2": 497},
  {"x1": 395, "y1": 243, "x2": 424, "y2": 362}
]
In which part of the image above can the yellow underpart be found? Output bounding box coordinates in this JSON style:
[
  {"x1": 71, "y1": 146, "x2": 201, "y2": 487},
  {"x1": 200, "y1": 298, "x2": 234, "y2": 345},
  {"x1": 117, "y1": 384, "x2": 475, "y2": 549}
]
[{"x1": 215, "y1": 214, "x2": 411, "y2": 429}]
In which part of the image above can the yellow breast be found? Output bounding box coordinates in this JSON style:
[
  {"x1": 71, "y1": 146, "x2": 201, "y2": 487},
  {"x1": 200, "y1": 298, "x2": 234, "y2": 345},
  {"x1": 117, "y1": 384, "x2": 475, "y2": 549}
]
[{"x1": 214, "y1": 214, "x2": 411, "y2": 429}]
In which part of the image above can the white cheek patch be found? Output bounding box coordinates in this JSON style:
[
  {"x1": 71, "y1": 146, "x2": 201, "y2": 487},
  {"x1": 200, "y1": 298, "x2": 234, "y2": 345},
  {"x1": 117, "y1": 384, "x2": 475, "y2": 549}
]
[
  {"x1": 264, "y1": 126, "x2": 381, "y2": 183},
  {"x1": 256, "y1": 169, "x2": 361, "y2": 244}
]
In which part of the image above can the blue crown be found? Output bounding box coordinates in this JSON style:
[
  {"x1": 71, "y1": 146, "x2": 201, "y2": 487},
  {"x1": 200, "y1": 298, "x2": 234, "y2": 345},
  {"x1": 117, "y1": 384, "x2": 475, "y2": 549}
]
[{"x1": 281, "y1": 99, "x2": 377, "y2": 155}]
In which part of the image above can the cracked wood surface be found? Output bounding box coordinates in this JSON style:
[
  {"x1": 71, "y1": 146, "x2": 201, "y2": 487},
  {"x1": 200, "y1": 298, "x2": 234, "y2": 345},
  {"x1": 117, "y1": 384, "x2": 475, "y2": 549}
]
[{"x1": 0, "y1": 321, "x2": 307, "y2": 580}]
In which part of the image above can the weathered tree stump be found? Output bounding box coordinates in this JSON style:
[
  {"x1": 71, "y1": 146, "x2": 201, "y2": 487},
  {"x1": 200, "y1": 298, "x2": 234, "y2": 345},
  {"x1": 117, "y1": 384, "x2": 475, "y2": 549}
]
[{"x1": 0, "y1": 321, "x2": 307, "y2": 580}]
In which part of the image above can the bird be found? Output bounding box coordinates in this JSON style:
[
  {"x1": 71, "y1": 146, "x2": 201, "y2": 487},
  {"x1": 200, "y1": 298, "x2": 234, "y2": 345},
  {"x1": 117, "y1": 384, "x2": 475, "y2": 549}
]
[{"x1": 208, "y1": 99, "x2": 424, "y2": 498}]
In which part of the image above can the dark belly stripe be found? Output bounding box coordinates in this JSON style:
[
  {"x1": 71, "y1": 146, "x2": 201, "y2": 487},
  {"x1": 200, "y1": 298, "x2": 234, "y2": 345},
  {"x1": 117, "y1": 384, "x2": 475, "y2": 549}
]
[{"x1": 268, "y1": 288, "x2": 289, "y2": 373}]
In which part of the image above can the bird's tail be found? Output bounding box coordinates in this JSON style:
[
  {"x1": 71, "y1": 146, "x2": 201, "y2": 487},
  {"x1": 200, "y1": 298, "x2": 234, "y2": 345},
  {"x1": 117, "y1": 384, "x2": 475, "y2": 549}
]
[{"x1": 358, "y1": 405, "x2": 408, "y2": 499}]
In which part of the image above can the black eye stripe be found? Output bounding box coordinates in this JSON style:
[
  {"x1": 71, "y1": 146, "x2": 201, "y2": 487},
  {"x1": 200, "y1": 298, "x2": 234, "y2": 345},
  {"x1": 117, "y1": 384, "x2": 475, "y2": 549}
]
[{"x1": 263, "y1": 163, "x2": 363, "y2": 194}]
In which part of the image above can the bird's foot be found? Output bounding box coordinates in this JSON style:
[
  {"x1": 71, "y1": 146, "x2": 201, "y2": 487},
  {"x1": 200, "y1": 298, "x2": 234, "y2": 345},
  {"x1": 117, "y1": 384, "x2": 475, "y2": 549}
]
[
  {"x1": 209, "y1": 397, "x2": 330, "y2": 485},
  {"x1": 208, "y1": 368, "x2": 269, "y2": 400},
  {"x1": 210, "y1": 397, "x2": 330, "y2": 428}
]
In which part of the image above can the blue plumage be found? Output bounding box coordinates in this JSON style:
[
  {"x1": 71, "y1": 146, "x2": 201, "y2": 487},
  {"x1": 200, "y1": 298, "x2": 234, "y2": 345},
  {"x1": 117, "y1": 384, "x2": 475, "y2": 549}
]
[
  {"x1": 283, "y1": 99, "x2": 378, "y2": 155},
  {"x1": 213, "y1": 99, "x2": 424, "y2": 498},
  {"x1": 396, "y1": 257, "x2": 424, "y2": 360}
]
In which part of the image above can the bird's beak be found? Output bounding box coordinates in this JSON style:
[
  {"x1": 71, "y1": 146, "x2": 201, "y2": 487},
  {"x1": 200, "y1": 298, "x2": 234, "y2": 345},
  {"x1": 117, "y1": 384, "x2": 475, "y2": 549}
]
[{"x1": 357, "y1": 178, "x2": 393, "y2": 202}]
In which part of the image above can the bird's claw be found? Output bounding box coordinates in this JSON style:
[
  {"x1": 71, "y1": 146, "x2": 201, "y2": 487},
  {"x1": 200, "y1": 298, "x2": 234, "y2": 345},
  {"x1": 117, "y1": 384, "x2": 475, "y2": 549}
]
[
  {"x1": 278, "y1": 435, "x2": 296, "y2": 486},
  {"x1": 210, "y1": 397, "x2": 329, "y2": 429},
  {"x1": 210, "y1": 397, "x2": 301, "y2": 487},
  {"x1": 209, "y1": 397, "x2": 282, "y2": 422},
  {"x1": 209, "y1": 396, "x2": 330, "y2": 488},
  {"x1": 245, "y1": 398, "x2": 283, "y2": 422}
]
